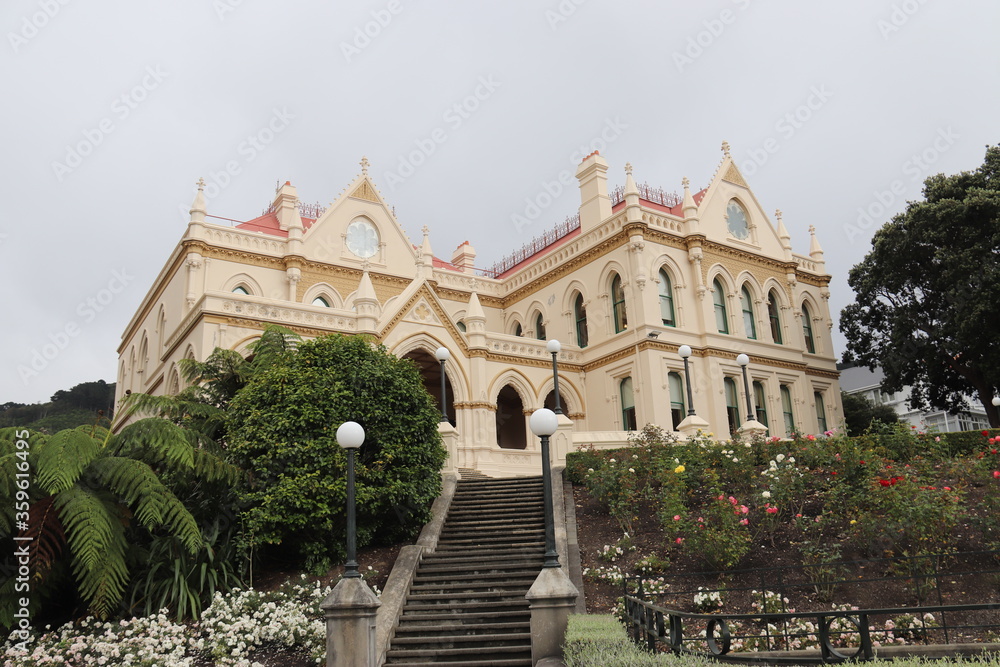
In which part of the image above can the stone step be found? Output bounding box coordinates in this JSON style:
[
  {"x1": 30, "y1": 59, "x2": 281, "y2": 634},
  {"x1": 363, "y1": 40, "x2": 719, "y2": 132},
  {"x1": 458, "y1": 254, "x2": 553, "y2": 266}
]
[
  {"x1": 385, "y1": 644, "x2": 532, "y2": 660},
  {"x1": 402, "y1": 598, "x2": 530, "y2": 612},
  {"x1": 393, "y1": 621, "x2": 529, "y2": 636},
  {"x1": 385, "y1": 658, "x2": 531, "y2": 666},
  {"x1": 398, "y1": 607, "x2": 531, "y2": 623},
  {"x1": 413, "y1": 569, "x2": 540, "y2": 583},
  {"x1": 434, "y1": 542, "x2": 544, "y2": 553},
  {"x1": 410, "y1": 576, "x2": 537, "y2": 590},
  {"x1": 389, "y1": 632, "x2": 531, "y2": 647}
]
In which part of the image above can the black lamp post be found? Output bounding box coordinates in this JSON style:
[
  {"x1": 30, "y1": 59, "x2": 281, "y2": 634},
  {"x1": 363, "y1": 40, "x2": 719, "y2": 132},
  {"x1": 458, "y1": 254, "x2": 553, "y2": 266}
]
[
  {"x1": 434, "y1": 347, "x2": 450, "y2": 423},
  {"x1": 737, "y1": 353, "x2": 754, "y2": 422},
  {"x1": 529, "y1": 408, "x2": 560, "y2": 568},
  {"x1": 678, "y1": 345, "x2": 696, "y2": 417},
  {"x1": 336, "y1": 421, "x2": 365, "y2": 579},
  {"x1": 547, "y1": 339, "x2": 562, "y2": 415}
]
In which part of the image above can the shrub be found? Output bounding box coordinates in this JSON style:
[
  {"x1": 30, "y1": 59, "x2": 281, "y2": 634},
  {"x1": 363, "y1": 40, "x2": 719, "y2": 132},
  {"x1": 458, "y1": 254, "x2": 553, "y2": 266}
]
[{"x1": 226, "y1": 334, "x2": 446, "y2": 572}]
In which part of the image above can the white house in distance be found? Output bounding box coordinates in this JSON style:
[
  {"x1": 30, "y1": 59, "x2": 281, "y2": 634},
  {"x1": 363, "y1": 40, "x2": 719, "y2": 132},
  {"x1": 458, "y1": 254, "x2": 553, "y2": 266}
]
[
  {"x1": 114, "y1": 143, "x2": 842, "y2": 476},
  {"x1": 838, "y1": 362, "x2": 989, "y2": 433}
]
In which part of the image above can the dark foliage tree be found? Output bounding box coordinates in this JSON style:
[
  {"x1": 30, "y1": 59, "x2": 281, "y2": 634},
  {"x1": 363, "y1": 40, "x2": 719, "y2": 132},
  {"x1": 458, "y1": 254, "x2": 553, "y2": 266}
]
[
  {"x1": 226, "y1": 334, "x2": 446, "y2": 572},
  {"x1": 840, "y1": 146, "x2": 1000, "y2": 427},
  {"x1": 840, "y1": 391, "x2": 900, "y2": 436}
]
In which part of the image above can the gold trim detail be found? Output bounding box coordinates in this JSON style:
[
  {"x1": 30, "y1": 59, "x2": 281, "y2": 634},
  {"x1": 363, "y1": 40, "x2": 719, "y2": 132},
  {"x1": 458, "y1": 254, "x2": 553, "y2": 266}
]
[
  {"x1": 350, "y1": 181, "x2": 379, "y2": 203},
  {"x1": 723, "y1": 163, "x2": 748, "y2": 188}
]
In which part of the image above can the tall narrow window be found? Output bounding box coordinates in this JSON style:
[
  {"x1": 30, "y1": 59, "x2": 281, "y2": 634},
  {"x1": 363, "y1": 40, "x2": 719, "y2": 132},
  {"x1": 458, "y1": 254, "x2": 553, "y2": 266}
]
[
  {"x1": 814, "y1": 391, "x2": 827, "y2": 432},
  {"x1": 668, "y1": 372, "x2": 685, "y2": 430},
  {"x1": 713, "y1": 279, "x2": 729, "y2": 334},
  {"x1": 768, "y1": 291, "x2": 783, "y2": 344},
  {"x1": 620, "y1": 377, "x2": 637, "y2": 431},
  {"x1": 535, "y1": 313, "x2": 546, "y2": 340},
  {"x1": 457, "y1": 321, "x2": 466, "y2": 333},
  {"x1": 724, "y1": 377, "x2": 740, "y2": 435},
  {"x1": 741, "y1": 286, "x2": 757, "y2": 339},
  {"x1": 658, "y1": 269, "x2": 676, "y2": 326},
  {"x1": 574, "y1": 294, "x2": 589, "y2": 348},
  {"x1": 753, "y1": 380, "x2": 769, "y2": 431},
  {"x1": 780, "y1": 385, "x2": 795, "y2": 436},
  {"x1": 611, "y1": 274, "x2": 628, "y2": 333},
  {"x1": 802, "y1": 304, "x2": 816, "y2": 353},
  {"x1": 513, "y1": 322, "x2": 522, "y2": 337}
]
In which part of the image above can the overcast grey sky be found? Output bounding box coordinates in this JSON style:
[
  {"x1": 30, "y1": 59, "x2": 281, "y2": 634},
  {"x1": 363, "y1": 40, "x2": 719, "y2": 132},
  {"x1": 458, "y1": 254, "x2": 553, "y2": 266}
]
[{"x1": 3, "y1": 0, "x2": 998, "y2": 404}]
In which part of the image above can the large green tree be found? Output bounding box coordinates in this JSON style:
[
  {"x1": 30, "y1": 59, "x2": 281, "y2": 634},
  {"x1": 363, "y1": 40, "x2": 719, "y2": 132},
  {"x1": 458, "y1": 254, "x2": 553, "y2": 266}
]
[
  {"x1": 226, "y1": 334, "x2": 446, "y2": 572},
  {"x1": 840, "y1": 391, "x2": 900, "y2": 436},
  {"x1": 840, "y1": 145, "x2": 1000, "y2": 426}
]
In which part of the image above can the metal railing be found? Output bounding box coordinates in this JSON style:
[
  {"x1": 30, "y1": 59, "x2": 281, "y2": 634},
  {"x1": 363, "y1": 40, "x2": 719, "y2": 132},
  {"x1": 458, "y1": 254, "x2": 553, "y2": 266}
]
[
  {"x1": 610, "y1": 182, "x2": 683, "y2": 208},
  {"x1": 483, "y1": 214, "x2": 580, "y2": 277},
  {"x1": 622, "y1": 550, "x2": 1000, "y2": 663}
]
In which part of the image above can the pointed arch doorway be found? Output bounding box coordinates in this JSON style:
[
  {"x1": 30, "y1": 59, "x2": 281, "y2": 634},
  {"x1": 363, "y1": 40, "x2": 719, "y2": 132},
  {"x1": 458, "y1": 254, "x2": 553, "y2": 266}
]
[
  {"x1": 495, "y1": 385, "x2": 527, "y2": 450},
  {"x1": 402, "y1": 349, "x2": 455, "y2": 426}
]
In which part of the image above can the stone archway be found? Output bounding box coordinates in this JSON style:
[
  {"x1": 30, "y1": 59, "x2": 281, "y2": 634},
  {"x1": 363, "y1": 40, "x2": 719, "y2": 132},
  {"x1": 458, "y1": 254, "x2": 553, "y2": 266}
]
[
  {"x1": 402, "y1": 349, "x2": 455, "y2": 426},
  {"x1": 496, "y1": 385, "x2": 527, "y2": 450}
]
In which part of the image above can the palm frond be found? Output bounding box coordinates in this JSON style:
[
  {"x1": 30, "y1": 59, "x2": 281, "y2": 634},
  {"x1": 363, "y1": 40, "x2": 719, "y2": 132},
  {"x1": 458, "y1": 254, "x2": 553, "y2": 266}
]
[
  {"x1": 90, "y1": 457, "x2": 202, "y2": 554},
  {"x1": 36, "y1": 429, "x2": 101, "y2": 494}
]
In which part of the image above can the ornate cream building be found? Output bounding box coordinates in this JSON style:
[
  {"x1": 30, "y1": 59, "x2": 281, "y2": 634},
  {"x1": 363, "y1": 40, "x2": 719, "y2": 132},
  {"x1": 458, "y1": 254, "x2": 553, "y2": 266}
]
[{"x1": 115, "y1": 145, "x2": 842, "y2": 476}]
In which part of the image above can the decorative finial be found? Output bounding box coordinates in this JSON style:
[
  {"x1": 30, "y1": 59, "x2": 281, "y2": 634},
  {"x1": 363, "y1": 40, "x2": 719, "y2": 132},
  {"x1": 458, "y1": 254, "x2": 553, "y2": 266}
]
[
  {"x1": 196, "y1": 177, "x2": 206, "y2": 190},
  {"x1": 360, "y1": 156, "x2": 370, "y2": 175},
  {"x1": 421, "y1": 224, "x2": 430, "y2": 238},
  {"x1": 625, "y1": 162, "x2": 633, "y2": 175},
  {"x1": 721, "y1": 141, "x2": 731, "y2": 157},
  {"x1": 362, "y1": 258, "x2": 371, "y2": 272},
  {"x1": 470, "y1": 278, "x2": 479, "y2": 292},
  {"x1": 775, "y1": 209, "x2": 783, "y2": 222},
  {"x1": 682, "y1": 176, "x2": 690, "y2": 189},
  {"x1": 809, "y1": 224, "x2": 816, "y2": 235}
]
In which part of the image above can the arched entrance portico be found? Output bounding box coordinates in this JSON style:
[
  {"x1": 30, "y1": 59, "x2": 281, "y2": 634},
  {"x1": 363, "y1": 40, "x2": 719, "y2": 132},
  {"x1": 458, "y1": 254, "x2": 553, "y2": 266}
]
[{"x1": 402, "y1": 349, "x2": 455, "y2": 426}]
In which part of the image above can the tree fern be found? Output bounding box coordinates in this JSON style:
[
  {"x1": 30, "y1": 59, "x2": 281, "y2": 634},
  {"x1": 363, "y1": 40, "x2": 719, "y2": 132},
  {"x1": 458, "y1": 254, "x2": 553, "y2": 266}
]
[
  {"x1": 35, "y1": 429, "x2": 100, "y2": 494},
  {"x1": 113, "y1": 418, "x2": 196, "y2": 470}
]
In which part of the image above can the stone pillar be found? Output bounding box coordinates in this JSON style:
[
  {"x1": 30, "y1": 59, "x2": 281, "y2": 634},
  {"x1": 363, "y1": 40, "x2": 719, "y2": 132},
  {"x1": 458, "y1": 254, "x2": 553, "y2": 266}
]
[
  {"x1": 738, "y1": 419, "x2": 768, "y2": 440},
  {"x1": 526, "y1": 567, "x2": 579, "y2": 665},
  {"x1": 552, "y1": 413, "x2": 574, "y2": 465},
  {"x1": 321, "y1": 577, "x2": 381, "y2": 667},
  {"x1": 677, "y1": 414, "x2": 711, "y2": 439},
  {"x1": 439, "y1": 421, "x2": 459, "y2": 474}
]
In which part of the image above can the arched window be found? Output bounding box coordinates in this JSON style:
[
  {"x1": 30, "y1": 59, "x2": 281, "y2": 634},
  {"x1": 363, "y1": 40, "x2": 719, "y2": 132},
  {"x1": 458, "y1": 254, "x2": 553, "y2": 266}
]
[
  {"x1": 619, "y1": 377, "x2": 636, "y2": 431},
  {"x1": 768, "y1": 291, "x2": 783, "y2": 344},
  {"x1": 780, "y1": 385, "x2": 795, "y2": 436},
  {"x1": 724, "y1": 377, "x2": 740, "y2": 435},
  {"x1": 611, "y1": 273, "x2": 627, "y2": 333},
  {"x1": 741, "y1": 286, "x2": 757, "y2": 339},
  {"x1": 802, "y1": 303, "x2": 816, "y2": 353},
  {"x1": 668, "y1": 372, "x2": 685, "y2": 430},
  {"x1": 659, "y1": 269, "x2": 676, "y2": 327},
  {"x1": 535, "y1": 313, "x2": 546, "y2": 341},
  {"x1": 814, "y1": 391, "x2": 827, "y2": 432},
  {"x1": 753, "y1": 380, "x2": 768, "y2": 431},
  {"x1": 312, "y1": 296, "x2": 330, "y2": 307},
  {"x1": 456, "y1": 320, "x2": 466, "y2": 333},
  {"x1": 513, "y1": 322, "x2": 522, "y2": 337},
  {"x1": 574, "y1": 293, "x2": 589, "y2": 348},
  {"x1": 232, "y1": 285, "x2": 249, "y2": 295},
  {"x1": 713, "y1": 279, "x2": 729, "y2": 334}
]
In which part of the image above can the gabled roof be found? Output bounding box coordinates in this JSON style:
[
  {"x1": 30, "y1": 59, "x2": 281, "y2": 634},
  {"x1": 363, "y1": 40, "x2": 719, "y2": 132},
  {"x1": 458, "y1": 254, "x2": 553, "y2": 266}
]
[{"x1": 235, "y1": 213, "x2": 318, "y2": 237}]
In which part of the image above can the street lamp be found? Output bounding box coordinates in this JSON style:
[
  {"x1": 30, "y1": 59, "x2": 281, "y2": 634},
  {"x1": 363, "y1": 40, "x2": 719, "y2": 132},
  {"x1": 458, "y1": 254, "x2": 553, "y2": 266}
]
[
  {"x1": 736, "y1": 353, "x2": 754, "y2": 423},
  {"x1": 678, "y1": 345, "x2": 696, "y2": 417},
  {"x1": 547, "y1": 339, "x2": 562, "y2": 415},
  {"x1": 434, "y1": 347, "x2": 450, "y2": 423},
  {"x1": 336, "y1": 421, "x2": 365, "y2": 579},
  {"x1": 529, "y1": 408, "x2": 560, "y2": 569}
]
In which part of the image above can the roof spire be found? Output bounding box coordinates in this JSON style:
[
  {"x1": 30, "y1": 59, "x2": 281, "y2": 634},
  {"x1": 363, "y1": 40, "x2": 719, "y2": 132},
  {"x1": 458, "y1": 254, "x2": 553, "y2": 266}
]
[
  {"x1": 189, "y1": 177, "x2": 207, "y2": 224},
  {"x1": 624, "y1": 162, "x2": 638, "y2": 196},
  {"x1": 360, "y1": 156, "x2": 370, "y2": 175},
  {"x1": 809, "y1": 224, "x2": 825, "y2": 261},
  {"x1": 682, "y1": 176, "x2": 698, "y2": 220}
]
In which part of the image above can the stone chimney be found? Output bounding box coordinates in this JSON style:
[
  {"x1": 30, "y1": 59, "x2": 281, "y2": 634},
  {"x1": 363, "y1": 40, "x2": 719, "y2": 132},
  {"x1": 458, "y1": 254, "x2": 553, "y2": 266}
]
[
  {"x1": 575, "y1": 151, "x2": 611, "y2": 233},
  {"x1": 452, "y1": 241, "x2": 477, "y2": 274}
]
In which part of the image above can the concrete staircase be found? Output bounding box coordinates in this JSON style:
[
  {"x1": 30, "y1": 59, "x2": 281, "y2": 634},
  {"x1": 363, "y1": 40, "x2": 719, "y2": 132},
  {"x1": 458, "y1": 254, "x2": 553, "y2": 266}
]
[{"x1": 383, "y1": 476, "x2": 545, "y2": 666}]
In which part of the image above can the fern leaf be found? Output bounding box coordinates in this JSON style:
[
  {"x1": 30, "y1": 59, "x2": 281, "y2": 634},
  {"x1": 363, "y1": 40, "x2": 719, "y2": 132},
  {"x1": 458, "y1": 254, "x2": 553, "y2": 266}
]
[
  {"x1": 54, "y1": 486, "x2": 117, "y2": 571},
  {"x1": 36, "y1": 429, "x2": 101, "y2": 494},
  {"x1": 72, "y1": 516, "x2": 129, "y2": 619},
  {"x1": 114, "y1": 418, "x2": 195, "y2": 470},
  {"x1": 27, "y1": 495, "x2": 66, "y2": 576},
  {"x1": 90, "y1": 457, "x2": 203, "y2": 554}
]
